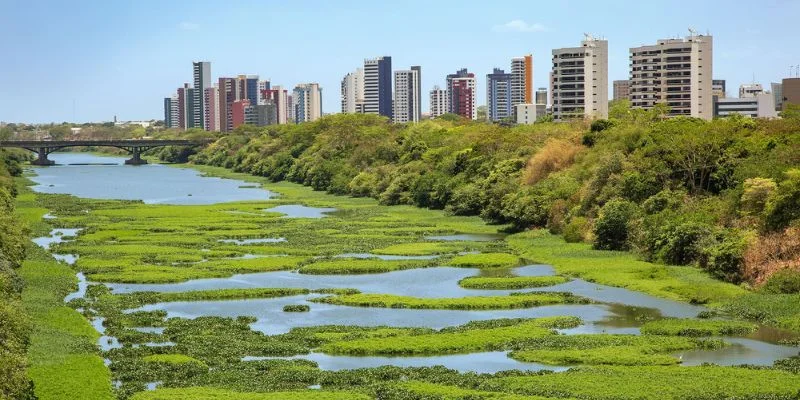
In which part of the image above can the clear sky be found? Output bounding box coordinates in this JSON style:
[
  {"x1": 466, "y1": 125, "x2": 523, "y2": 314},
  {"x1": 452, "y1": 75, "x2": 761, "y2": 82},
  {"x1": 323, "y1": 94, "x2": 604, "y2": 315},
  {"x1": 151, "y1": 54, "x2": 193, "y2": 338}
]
[{"x1": 1, "y1": 0, "x2": 798, "y2": 123}]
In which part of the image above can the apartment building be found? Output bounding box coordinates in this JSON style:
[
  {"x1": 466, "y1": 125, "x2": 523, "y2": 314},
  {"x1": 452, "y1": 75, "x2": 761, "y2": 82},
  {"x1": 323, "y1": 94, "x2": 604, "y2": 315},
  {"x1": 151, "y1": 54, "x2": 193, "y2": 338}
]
[{"x1": 551, "y1": 36, "x2": 608, "y2": 120}]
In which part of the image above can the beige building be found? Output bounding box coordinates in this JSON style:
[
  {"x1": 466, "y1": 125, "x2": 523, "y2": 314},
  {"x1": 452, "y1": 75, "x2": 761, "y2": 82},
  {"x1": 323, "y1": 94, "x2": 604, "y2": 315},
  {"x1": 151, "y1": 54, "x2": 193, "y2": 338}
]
[
  {"x1": 613, "y1": 80, "x2": 630, "y2": 101},
  {"x1": 629, "y1": 34, "x2": 713, "y2": 120},
  {"x1": 551, "y1": 36, "x2": 608, "y2": 120},
  {"x1": 429, "y1": 86, "x2": 447, "y2": 118},
  {"x1": 739, "y1": 83, "x2": 764, "y2": 98},
  {"x1": 515, "y1": 103, "x2": 537, "y2": 125}
]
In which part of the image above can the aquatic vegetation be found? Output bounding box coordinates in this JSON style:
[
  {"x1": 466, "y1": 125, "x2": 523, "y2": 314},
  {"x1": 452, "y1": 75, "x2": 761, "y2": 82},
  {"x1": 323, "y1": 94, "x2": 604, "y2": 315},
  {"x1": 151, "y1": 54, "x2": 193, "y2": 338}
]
[
  {"x1": 448, "y1": 253, "x2": 521, "y2": 268},
  {"x1": 382, "y1": 380, "x2": 542, "y2": 400},
  {"x1": 721, "y1": 293, "x2": 800, "y2": 332},
  {"x1": 311, "y1": 292, "x2": 584, "y2": 310},
  {"x1": 320, "y1": 317, "x2": 581, "y2": 355},
  {"x1": 372, "y1": 242, "x2": 472, "y2": 256},
  {"x1": 458, "y1": 276, "x2": 569, "y2": 289},
  {"x1": 283, "y1": 305, "x2": 310, "y2": 312},
  {"x1": 131, "y1": 387, "x2": 371, "y2": 400},
  {"x1": 142, "y1": 354, "x2": 208, "y2": 367},
  {"x1": 482, "y1": 365, "x2": 800, "y2": 399},
  {"x1": 507, "y1": 230, "x2": 745, "y2": 306},
  {"x1": 640, "y1": 318, "x2": 758, "y2": 337},
  {"x1": 299, "y1": 257, "x2": 434, "y2": 274}
]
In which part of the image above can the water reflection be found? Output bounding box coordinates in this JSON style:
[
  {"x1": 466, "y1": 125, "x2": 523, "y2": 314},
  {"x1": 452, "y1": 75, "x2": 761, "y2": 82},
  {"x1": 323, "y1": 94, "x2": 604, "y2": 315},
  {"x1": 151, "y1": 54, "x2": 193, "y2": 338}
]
[{"x1": 264, "y1": 205, "x2": 336, "y2": 218}]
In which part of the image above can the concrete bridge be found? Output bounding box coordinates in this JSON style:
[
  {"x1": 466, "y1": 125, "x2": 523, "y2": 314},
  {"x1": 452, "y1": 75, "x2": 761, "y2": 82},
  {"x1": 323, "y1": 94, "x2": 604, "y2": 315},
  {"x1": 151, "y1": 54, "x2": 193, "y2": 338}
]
[{"x1": 0, "y1": 139, "x2": 213, "y2": 165}]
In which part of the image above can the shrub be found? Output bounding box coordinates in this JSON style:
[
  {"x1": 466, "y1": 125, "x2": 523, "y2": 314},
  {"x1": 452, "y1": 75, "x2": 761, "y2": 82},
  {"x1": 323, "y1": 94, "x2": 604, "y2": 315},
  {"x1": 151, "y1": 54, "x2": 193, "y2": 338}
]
[
  {"x1": 700, "y1": 230, "x2": 749, "y2": 283},
  {"x1": 761, "y1": 269, "x2": 800, "y2": 294},
  {"x1": 764, "y1": 169, "x2": 800, "y2": 231},
  {"x1": 283, "y1": 304, "x2": 311, "y2": 312},
  {"x1": 642, "y1": 189, "x2": 684, "y2": 215},
  {"x1": 740, "y1": 177, "x2": 777, "y2": 216},
  {"x1": 563, "y1": 217, "x2": 589, "y2": 243},
  {"x1": 523, "y1": 138, "x2": 582, "y2": 185},
  {"x1": 593, "y1": 199, "x2": 639, "y2": 251},
  {"x1": 742, "y1": 227, "x2": 800, "y2": 285}
]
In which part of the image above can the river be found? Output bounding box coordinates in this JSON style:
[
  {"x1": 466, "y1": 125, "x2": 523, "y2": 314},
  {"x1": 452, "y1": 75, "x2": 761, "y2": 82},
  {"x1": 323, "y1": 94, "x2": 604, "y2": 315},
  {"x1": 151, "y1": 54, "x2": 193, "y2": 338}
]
[{"x1": 29, "y1": 152, "x2": 799, "y2": 374}]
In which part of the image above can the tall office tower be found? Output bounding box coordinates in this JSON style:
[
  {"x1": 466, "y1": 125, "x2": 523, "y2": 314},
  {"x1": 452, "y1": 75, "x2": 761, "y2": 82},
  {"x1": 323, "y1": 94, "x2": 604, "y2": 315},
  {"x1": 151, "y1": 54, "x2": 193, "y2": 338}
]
[
  {"x1": 192, "y1": 61, "x2": 211, "y2": 130},
  {"x1": 430, "y1": 86, "x2": 447, "y2": 118},
  {"x1": 511, "y1": 54, "x2": 533, "y2": 108},
  {"x1": 393, "y1": 66, "x2": 422, "y2": 123},
  {"x1": 629, "y1": 33, "x2": 713, "y2": 120},
  {"x1": 236, "y1": 75, "x2": 260, "y2": 108},
  {"x1": 293, "y1": 83, "x2": 323, "y2": 123},
  {"x1": 261, "y1": 86, "x2": 290, "y2": 124},
  {"x1": 487, "y1": 68, "x2": 512, "y2": 121},
  {"x1": 784, "y1": 78, "x2": 800, "y2": 111},
  {"x1": 163, "y1": 95, "x2": 180, "y2": 128},
  {"x1": 535, "y1": 87, "x2": 548, "y2": 116},
  {"x1": 551, "y1": 35, "x2": 608, "y2": 120},
  {"x1": 446, "y1": 68, "x2": 477, "y2": 120},
  {"x1": 771, "y1": 82, "x2": 783, "y2": 111},
  {"x1": 739, "y1": 83, "x2": 764, "y2": 98},
  {"x1": 204, "y1": 86, "x2": 220, "y2": 131},
  {"x1": 287, "y1": 94, "x2": 295, "y2": 123},
  {"x1": 613, "y1": 80, "x2": 631, "y2": 101},
  {"x1": 218, "y1": 77, "x2": 242, "y2": 132},
  {"x1": 256, "y1": 102, "x2": 278, "y2": 126},
  {"x1": 363, "y1": 56, "x2": 393, "y2": 118},
  {"x1": 176, "y1": 83, "x2": 190, "y2": 130},
  {"x1": 341, "y1": 68, "x2": 365, "y2": 113}
]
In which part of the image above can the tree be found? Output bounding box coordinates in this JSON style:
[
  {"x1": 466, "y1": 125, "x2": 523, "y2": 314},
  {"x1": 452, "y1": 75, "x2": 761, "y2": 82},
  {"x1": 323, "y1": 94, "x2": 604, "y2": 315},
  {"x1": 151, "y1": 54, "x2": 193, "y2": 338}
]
[
  {"x1": 779, "y1": 103, "x2": 800, "y2": 120},
  {"x1": 764, "y1": 169, "x2": 800, "y2": 231},
  {"x1": 740, "y1": 178, "x2": 777, "y2": 216},
  {"x1": 593, "y1": 199, "x2": 639, "y2": 250}
]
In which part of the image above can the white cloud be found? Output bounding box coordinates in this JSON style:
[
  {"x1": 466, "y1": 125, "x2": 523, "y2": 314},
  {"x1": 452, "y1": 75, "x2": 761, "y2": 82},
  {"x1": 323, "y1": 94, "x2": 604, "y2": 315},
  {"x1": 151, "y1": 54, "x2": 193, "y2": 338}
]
[
  {"x1": 178, "y1": 21, "x2": 199, "y2": 31},
  {"x1": 493, "y1": 20, "x2": 546, "y2": 33}
]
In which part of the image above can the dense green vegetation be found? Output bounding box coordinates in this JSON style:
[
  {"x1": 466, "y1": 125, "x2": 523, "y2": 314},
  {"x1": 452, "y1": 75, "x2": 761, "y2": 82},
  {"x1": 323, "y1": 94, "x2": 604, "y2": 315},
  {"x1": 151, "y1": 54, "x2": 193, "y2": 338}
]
[
  {"x1": 0, "y1": 150, "x2": 35, "y2": 399},
  {"x1": 458, "y1": 275, "x2": 569, "y2": 289},
  {"x1": 192, "y1": 110, "x2": 800, "y2": 289},
  {"x1": 639, "y1": 318, "x2": 758, "y2": 336},
  {"x1": 312, "y1": 292, "x2": 584, "y2": 310}
]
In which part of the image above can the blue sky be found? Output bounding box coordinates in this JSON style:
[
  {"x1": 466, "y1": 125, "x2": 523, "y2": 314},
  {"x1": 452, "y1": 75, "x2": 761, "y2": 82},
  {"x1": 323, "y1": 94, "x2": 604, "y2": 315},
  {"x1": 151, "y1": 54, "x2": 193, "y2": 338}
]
[{"x1": 1, "y1": 0, "x2": 798, "y2": 123}]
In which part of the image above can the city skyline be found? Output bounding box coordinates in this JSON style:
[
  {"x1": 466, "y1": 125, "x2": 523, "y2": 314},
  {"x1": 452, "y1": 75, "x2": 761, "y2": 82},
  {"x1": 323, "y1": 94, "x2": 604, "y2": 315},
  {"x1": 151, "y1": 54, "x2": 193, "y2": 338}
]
[{"x1": 1, "y1": 0, "x2": 800, "y2": 123}]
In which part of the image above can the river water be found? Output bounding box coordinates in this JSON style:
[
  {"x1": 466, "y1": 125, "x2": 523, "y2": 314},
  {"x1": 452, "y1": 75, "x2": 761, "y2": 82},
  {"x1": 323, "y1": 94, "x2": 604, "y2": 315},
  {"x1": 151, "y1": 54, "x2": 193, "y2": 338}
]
[{"x1": 30, "y1": 153, "x2": 799, "y2": 373}]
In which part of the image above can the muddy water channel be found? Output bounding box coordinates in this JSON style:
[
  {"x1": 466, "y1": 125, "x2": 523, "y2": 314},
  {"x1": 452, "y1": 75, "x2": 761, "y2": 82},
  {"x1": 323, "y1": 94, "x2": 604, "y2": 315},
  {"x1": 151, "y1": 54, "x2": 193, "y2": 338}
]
[{"x1": 30, "y1": 153, "x2": 799, "y2": 376}]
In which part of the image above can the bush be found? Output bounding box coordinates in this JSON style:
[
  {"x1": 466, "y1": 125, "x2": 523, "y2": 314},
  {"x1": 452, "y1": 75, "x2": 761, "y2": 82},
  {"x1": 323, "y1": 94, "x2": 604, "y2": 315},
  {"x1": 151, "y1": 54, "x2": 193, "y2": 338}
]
[
  {"x1": 593, "y1": 199, "x2": 639, "y2": 251},
  {"x1": 659, "y1": 222, "x2": 713, "y2": 266},
  {"x1": 761, "y1": 269, "x2": 800, "y2": 294},
  {"x1": 283, "y1": 304, "x2": 311, "y2": 312},
  {"x1": 563, "y1": 217, "x2": 589, "y2": 243},
  {"x1": 742, "y1": 227, "x2": 800, "y2": 285},
  {"x1": 740, "y1": 177, "x2": 777, "y2": 216},
  {"x1": 764, "y1": 169, "x2": 800, "y2": 231},
  {"x1": 522, "y1": 139, "x2": 582, "y2": 185},
  {"x1": 700, "y1": 230, "x2": 748, "y2": 283}
]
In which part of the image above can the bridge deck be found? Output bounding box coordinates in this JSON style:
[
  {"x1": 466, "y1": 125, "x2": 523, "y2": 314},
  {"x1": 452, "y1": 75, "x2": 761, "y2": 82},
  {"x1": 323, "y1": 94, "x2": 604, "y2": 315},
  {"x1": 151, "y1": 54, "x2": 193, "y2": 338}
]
[{"x1": 0, "y1": 139, "x2": 211, "y2": 148}]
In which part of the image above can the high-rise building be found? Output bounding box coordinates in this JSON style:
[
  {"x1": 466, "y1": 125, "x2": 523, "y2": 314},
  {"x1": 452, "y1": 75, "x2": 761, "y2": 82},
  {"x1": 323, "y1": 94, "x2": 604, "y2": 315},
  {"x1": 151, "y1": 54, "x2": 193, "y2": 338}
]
[
  {"x1": 771, "y1": 82, "x2": 783, "y2": 111},
  {"x1": 341, "y1": 68, "x2": 365, "y2": 113},
  {"x1": 714, "y1": 94, "x2": 777, "y2": 118},
  {"x1": 446, "y1": 68, "x2": 477, "y2": 120},
  {"x1": 257, "y1": 80, "x2": 271, "y2": 104},
  {"x1": 613, "y1": 80, "x2": 631, "y2": 101},
  {"x1": 784, "y1": 78, "x2": 800, "y2": 110},
  {"x1": 363, "y1": 56, "x2": 393, "y2": 118},
  {"x1": 256, "y1": 103, "x2": 277, "y2": 126},
  {"x1": 393, "y1": 66, "x2": 422, "y2": 123},
  {"x1": 552, "y1": 36, "x2": 608, "y2": 120},
  {"x1": 192, "y1": 61, "x2": 211, "y2": 130},
  {"x1": 218, "y1": 77, "x2": 240, "y2": 132},
  {"x1": 293, "y1": 83, "x2": 323, "y2": 123},
  {"x1": 262, "y1": 86, "x2": 290, "y2": 124},
  {"x1": 511, "y1": 54, "x2": 533, "y2": 108},
  {"x1": 535, "y1": 87, "x2": 548, "y2": 117},
  {"x1": 515, "y1": 104, "x2": 537, "y2": 125},
  {"x1": 430, "y1": 86, "x2": 447, "y2": 118},
  {"x1": 163, "y1": 95, "x2": 180, "y2": 128},
  {"x1": 487, "y1": 68, "x2": 512, "y2": 122},
  {"x1": 231, "y1": 99, "x2": 258, "y2": 129},
  {"x1": 629, "y1": 34, "x2": 713, "y2": 120},
  {"x1": 238, "y1": 75, "x2": 260, "y2": 109},
  {"x1": 204, "y1": 86, "x2": 220, "y2": 132},
  {"x1": 176, "y1": 83, "x2": 190, "y2": 130},
  {"x1": 739, "y1": 83, "x2": 764, "y2": 98}
]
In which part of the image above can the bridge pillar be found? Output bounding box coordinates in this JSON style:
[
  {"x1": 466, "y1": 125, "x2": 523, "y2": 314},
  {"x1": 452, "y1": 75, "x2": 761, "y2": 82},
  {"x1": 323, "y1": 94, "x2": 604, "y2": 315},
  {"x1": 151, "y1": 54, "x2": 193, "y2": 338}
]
[
  {"x1": 30, "y1": 147, "x2": 55, "y2": 166},
  {"x1": 124, "y1": 147, "x2": 147, "y2": 165}
]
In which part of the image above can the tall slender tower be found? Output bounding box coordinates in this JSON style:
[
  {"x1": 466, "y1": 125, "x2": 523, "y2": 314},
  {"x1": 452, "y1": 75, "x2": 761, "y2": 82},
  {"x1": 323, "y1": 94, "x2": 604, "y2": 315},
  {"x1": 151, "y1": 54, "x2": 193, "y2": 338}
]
[
  {"x1": 192, "y1": 61, "x2": 211, "y2": 129},
  {"x1": 341, "y1": 68, "x2": 365, "y2": 113},
  {"x1": 487, "y1": 68, "x2": 512, "y2": 121},
  {"x1": 393, "y1": 66, "x2": 421, "y2": 123},
  {"x1": 363, "y1": 56, "x2": 393, "y2": 118},
  {"x1": 511, "y1": 54, "x2": 533, "y2": 108},
  {"x1": 293, "y1": 83, "x2": 323, "y2": 123}
]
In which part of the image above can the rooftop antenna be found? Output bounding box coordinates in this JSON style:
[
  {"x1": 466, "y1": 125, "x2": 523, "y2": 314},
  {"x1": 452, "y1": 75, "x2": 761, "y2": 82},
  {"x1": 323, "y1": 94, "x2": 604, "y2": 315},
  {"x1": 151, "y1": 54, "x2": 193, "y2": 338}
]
[{"x1": 688, "y1": 27, "x2": 697, "y2": 36}]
